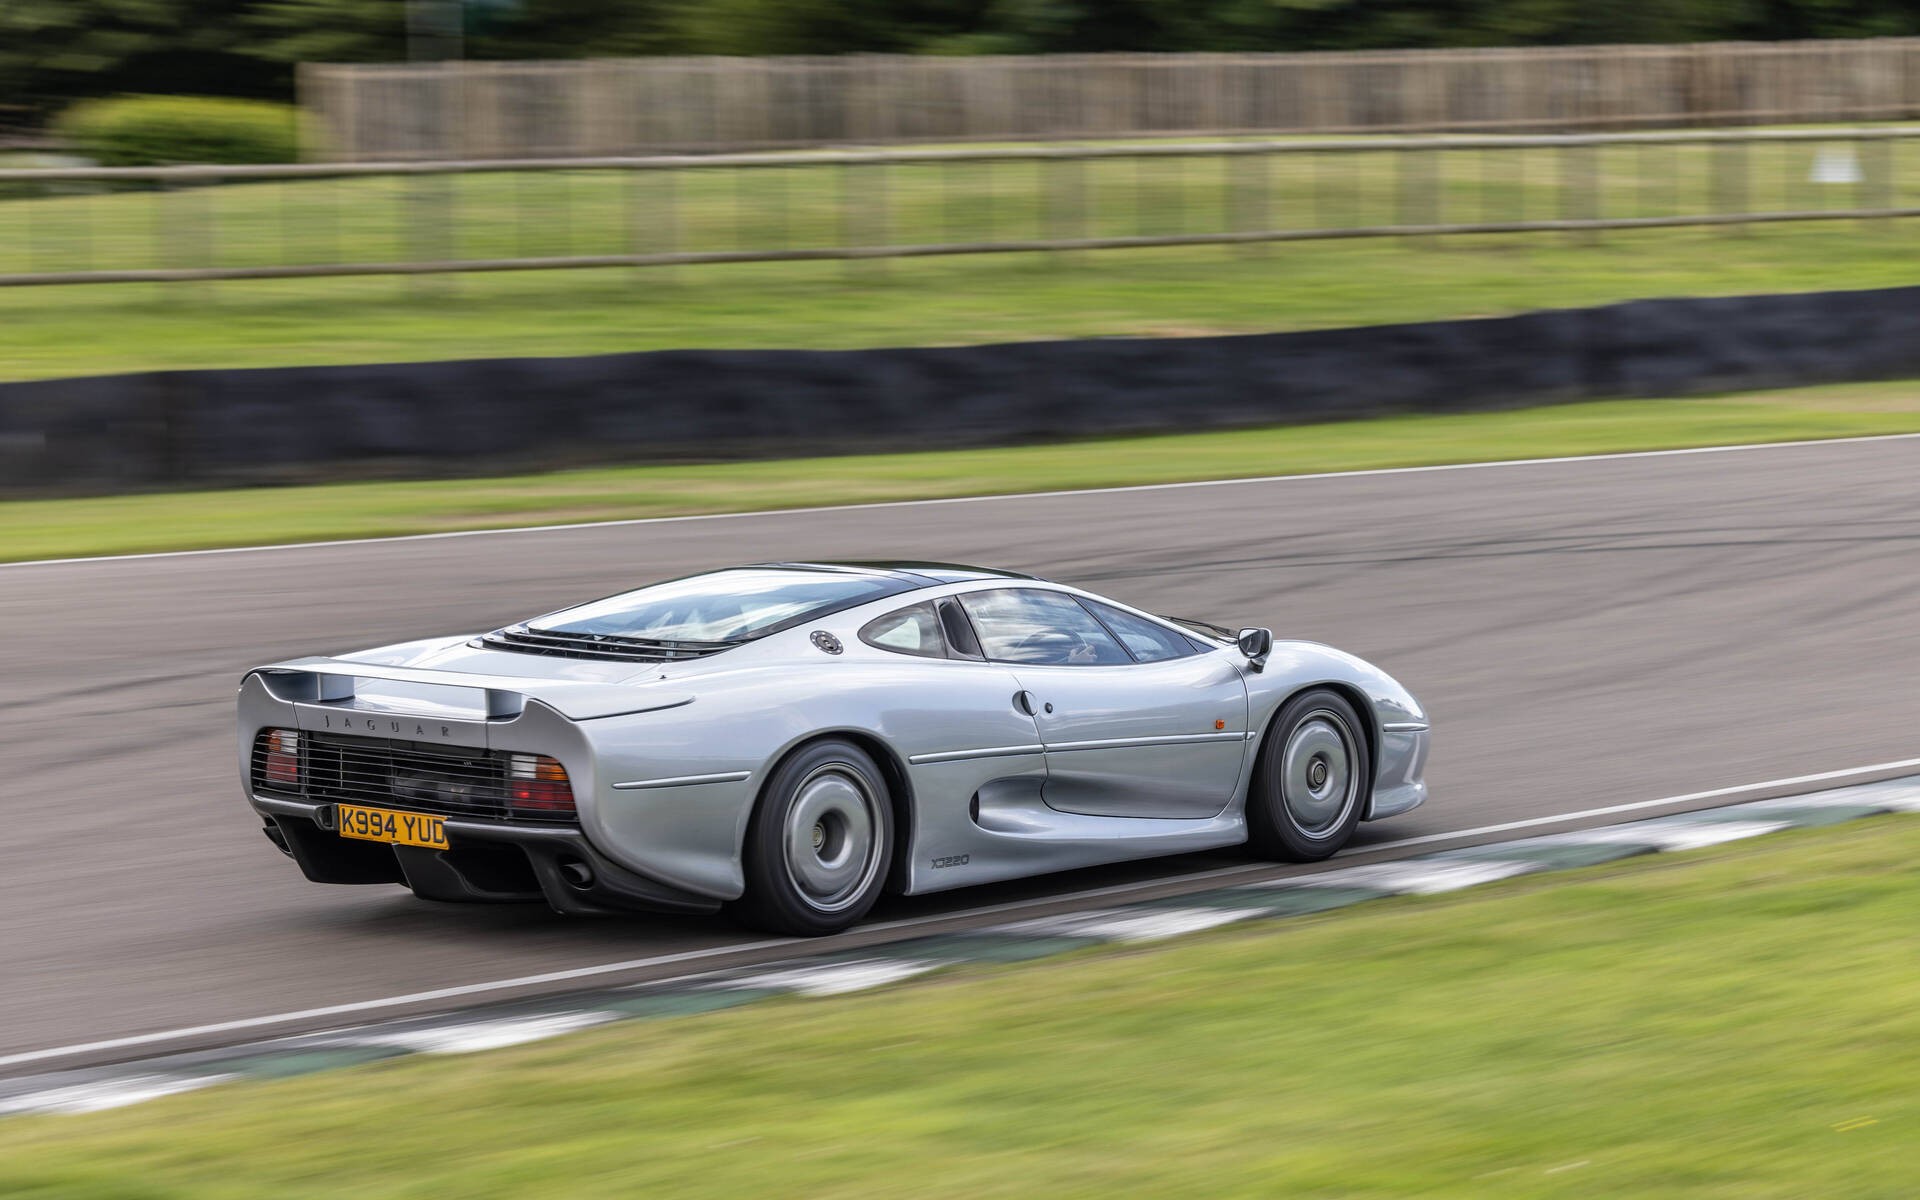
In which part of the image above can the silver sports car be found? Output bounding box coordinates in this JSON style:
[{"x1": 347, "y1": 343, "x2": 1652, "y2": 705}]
[{"x1": 237, "y1": 562, "x2": 1428, "y2": 934}]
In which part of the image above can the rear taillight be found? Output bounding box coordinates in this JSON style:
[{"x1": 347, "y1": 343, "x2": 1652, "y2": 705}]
[
  {"x1": 508, "y1": 753, "x2": 574, "y2": 816},
  {"x1": 263, "y1": 728, "x2": 300, "y2": 786}
]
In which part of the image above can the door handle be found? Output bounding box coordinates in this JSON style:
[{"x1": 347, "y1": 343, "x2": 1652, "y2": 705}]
[{"x1": 1013, "y1": 690, "x2": 1037, "y2": 716}]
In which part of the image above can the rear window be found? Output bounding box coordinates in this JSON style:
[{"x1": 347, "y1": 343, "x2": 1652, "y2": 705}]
[{"x1": 532, "y1": 569, "x2": 911, "y2": 644}]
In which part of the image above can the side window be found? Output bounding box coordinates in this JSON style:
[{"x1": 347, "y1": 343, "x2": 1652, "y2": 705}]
[
  {"x1": 858, "y1": 603, "x2": 947, "y2": 659},
  {"x1": 1081, "y1": 599, "x2": 1201, "y2": 663},
  {"x1": 958, "y1": 589, "x2": 1131, "y2": 666}
]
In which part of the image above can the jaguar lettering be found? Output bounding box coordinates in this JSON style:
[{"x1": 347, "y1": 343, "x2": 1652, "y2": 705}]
[{"x1": 316, "y1": 713, "x2": 456, "y2": 739}]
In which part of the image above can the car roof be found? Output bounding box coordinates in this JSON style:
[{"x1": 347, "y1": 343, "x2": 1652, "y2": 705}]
[{"x1": 754, "y1": 561, "x2": 1045, "y2": 586}]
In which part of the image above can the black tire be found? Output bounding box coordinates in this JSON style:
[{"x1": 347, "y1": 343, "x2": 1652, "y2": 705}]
[
  {"x1": 730, "y1": 738, "x2": 895, "y2": 936},
  {"x1": 1246, "y1": 689, "x2": 1371, "y2": 861}
]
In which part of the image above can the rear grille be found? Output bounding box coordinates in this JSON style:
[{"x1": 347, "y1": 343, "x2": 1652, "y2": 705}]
[
  {"x1": 476, "y1": 625, "x2": 734, "y2": 663},
  {"x1": 250, "y1": 730, "x2": 576, "y2": 824}
]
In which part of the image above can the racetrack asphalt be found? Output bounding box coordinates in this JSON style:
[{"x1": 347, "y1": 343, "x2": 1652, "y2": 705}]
[{"x1": 5, "y1": 435, "x2": 1919, "y2": 1068}]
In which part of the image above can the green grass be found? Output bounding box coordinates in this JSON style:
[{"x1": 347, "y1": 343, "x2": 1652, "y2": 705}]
[
  {"x1": 3, "y1": 818, "x2": 1913, "y2": 1198},
  {"x1": 5, "y1": 380, "x2": 1920, "y2": 562},
  {"x1": 1, "y1": 138, "x2": 1919, "y2": 381}
]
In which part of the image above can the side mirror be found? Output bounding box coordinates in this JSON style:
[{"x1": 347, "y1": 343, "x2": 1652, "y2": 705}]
[{"x1": 1236, "y1": 627, "x2": 1272, "y2": 671}]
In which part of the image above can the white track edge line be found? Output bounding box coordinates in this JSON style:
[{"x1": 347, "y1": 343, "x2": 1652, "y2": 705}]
[
  {"x1": 4, "y1": 752, "x2": 1915, "y2": 1072},
  {"x1": 0, "y1": 937, "x2": 798, "y2": 1071},
  {"x1": 9, "y1": 429, "x2": 1920, "y2": 569},
  {"x1": 1348, "y1": 755, "x2": 1920, "y2": 853}
]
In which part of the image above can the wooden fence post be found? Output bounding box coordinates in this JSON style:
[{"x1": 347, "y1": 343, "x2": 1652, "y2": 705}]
[
  {"x1": 843, "y1": 160, "x2": 888, "y2": 282},
  {"x1": 160, "y1": 173, "x2": 218, "y2": 300},
  {"x1": 1713, "y1": 136, "x2": 1749, "y2": 235},
  {"x1": 408, "y1": 169, "x2": 453, "y2": 295},
  {"x1": 1046, "y1": 153, "x2": 1087, "y2": 262},
  {"x1": 633, "y1": 165, "x2": 678, "y2": 282},
  {"x1": 1399, "y1": 144, "x2": 1440, "y2": 243},
  {"x1": 1858, "y1": 134, "x2": 1893, "y2": 228},
  {"x1": 1561, "y1": 140, "x2": 1599, "y2": 244},
  {"x1": 1232, "y1": 150, "x2": 1269, "y2": 254}
]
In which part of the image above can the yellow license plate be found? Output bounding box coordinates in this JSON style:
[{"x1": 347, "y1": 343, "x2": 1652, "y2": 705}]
[{"x1": 337, "y1": 804, "x2": 448, "y2": 849}]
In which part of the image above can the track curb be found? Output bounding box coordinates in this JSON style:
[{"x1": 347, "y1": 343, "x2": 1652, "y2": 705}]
[{"x1": 5, "y1": 777, "x2": 1916, "y2": 1117}]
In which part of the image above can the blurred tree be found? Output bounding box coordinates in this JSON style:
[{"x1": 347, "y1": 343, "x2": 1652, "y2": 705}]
[
  {"x1": 470, "y1": 0, "x2": 682, "y2": 56},
  {"x1": 666, "y1": 0, "x2": 1920, "y2": 54},
  {"x1": 0, "y1": 1, "x2": 279, "y2": 120},
  {"x1": 250, "y1": 0, "x2": 680, "y2": 62},
  {"x1": 8, "y1": 0, "x2": 1920, "y2": 123},
  {"x1": 247, "y1": 0, "x2": 406, "y2": 64}
]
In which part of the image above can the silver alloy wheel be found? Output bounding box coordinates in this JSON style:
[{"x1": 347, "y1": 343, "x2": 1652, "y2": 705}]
[
  {"x1": 781, "y1": 763, "x2": 884, "y2": 914},
  {"x1": 1279, "y1": 709, "x2": 1358, "y2": 840}
]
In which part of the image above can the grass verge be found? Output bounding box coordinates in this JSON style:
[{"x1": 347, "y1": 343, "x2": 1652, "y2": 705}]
[
  {"x1": 4, "y1": 380, "x2": 1919, "y2": 562},
  {"x1": 2, "y1": 818, "x2": 1913, "y2": 1198},
  {"x1": 2, "y1": 224, "x2": 1920, "y2": 382}
]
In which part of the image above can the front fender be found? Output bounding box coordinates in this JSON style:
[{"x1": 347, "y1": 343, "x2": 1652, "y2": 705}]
[{"x1": 1244, "y1": 641, "x2": 1428, "y2": 821}]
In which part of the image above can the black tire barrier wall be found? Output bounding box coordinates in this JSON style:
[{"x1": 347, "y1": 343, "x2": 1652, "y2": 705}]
[{"x1": 5, "y1": 286, "x2": 1919, "y2": 495}]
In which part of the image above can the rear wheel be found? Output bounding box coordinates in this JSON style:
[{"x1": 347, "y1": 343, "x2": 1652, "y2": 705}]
[
  {"x1": 1247, "y1": 689, "x2": 1371, "y2": 861},
  {"x1": 731, "y1": 739, "x2": 894, "y2": 936}
]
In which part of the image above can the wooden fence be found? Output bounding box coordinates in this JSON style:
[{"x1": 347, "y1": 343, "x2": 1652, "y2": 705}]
[
  {"x1": 2, "y1": 128, "x2": 1916, "y2": 288},
  {"x1": 300, "y1": 41, "x2": 1920, "y2": 160}
]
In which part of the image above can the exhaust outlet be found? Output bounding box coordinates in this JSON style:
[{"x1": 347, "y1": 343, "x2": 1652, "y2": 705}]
[{"x1": 557, "y1": 856, "x2": 595, "y2": 890}]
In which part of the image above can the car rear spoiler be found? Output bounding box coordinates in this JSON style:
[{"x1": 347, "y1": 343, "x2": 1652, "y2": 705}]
[{"x1": 249, "y1": 657, "x2": 694, "y2": 722}]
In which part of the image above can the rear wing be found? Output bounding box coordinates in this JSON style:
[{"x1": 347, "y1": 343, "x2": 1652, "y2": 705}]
[{"x1": 249, "y1": 657, "x2": 693, "y2": 722}]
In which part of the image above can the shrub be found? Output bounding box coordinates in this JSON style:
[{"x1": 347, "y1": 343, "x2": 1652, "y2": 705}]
[{"x1": 55, "y1": 95, "x2": 304, "y2": 166}]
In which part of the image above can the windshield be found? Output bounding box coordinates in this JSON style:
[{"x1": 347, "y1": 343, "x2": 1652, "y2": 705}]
[{"x1": 528, "y1": 569, "x2": 912, "y2": 644}]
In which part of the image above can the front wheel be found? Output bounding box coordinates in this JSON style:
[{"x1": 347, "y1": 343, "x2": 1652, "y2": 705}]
[
  {"x1": 731, "y1": 739, "x2": 894, "y2": 936},
  {"x1": 1246, "y1": 689, "x2": 1371, "y2": 861}
]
